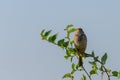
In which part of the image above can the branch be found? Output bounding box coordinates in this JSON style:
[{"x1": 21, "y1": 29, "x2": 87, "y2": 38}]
[
  {"x1": 97, "y1": 60, "x2": 110, "y2": 80},
  {"x1": 82, "y1": 65, "x2": 92, "y2": 80},
  {"x1": 85, "y1": 53, "x2": 111, "y2": 80}
]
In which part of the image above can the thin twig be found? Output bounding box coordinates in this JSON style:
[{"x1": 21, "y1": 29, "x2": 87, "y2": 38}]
[
  {"x1": 97, "y1": 60, "x2": 110, "y2": 80},
  {"x1": 103, "y1": 66, "x2": 110, "y2": 80},
  {"x1": 84, "y1": 53, "x2": 111, "y2": 80},
  {"x1": 82, "y1": 65, "x2": 92, "y2": 80},
  {"x1": 66, "y1": 30, "x2": 73, "y2": 48}
]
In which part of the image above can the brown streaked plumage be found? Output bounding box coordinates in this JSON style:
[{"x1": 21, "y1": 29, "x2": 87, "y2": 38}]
[{"x1": 74, "y1": 28, "x2": 87, "y2": 66}]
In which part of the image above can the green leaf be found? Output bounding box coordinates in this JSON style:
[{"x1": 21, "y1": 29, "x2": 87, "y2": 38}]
[
  {"x1": 99, "y1": 66, "x2": 104, "y2": 71},
  {"x1": 76, "y1": 64, "x2": 79, "y2": 70},
  {"x1": 94, "y1": 56, "x2": 99, "y2": 62},
  {"x1": 101, "y1": 53, "x2": 107, "y2": 64},
  {"x1": 80, "y1": 75, "x2": 86, "y2": 80},
  {"x1": 57, "y1": 39, "x2": 64, "y2": 46},
  {"x1": 48, "y1": 34, "x2": 57, "y2": 43},
  {"x1": 91, "y1": 51, "x2": 95, "y2": 57},
  {"x1": 71, "y1": 69, "x2": 75, "y2": 74},
  {"x1": 62, "y1": 73, "x2": 74, "y2": 79},
  {"x1": 106, "y1": 69, "x2": 111, "y2": 73},
  {"x1": 40, "y1": 29, "x2": 46, "y2": 40},
  {"x1": 72, "y1": 63, "x2": 75, "y2": 70},
  {"x1": 68, "y1": 28, "x2": 76, "y2": 33},
  {"x1": 66, "y1": 28, "x2": 76, "y2": 39},
  {"x1": 57, "y1": 39, "x2": 65, "y2": 49},
  {"x1": 70, "y1": 56, "x2": 73, "y2": 62},
  {"x1": 89, "y1": 61, "x2": 96, "y2": 65},
  {"x1": 66, "y1": 49, "x2": 71, "y2": 56},
  {"x1": 112, "y1": 71, "x2": 118, "y2": 77},
  {"x1": 70, "y1": 40, "x2": 74, "y2": 46},
  {"x1": 90, "y1": 70, "x2": 97, "y2": 75},
  {"x1": 67, "y1": 33, "x2": 70, "y2": 39},
  {"x1": 90, "y1": 63, "x2": 98, "y2": 75},
  {"x1": 92, "y1": 64, "x2": 98, "y2": 70},
  {"x1": 118, "y1": 71, "x2": 120, "y2": 78},
  {"x1": 64, "y1": 24, "x2": 73, "y2": 30},
  {"x1": 63, "y1": 41, "x2": 69, "y2": 48},
  {"x1": 64, "y1": 55, "x2": 70, "y2": 60},
  {"x1": 40, "y1": 29, "x2": 45, "y2": 36},
  {"x1": 41, "y1": 30, "x2": 52, "y2": 40},
  {"x1": 44, "y1": 30, "x2": 52, "y2": 36}
]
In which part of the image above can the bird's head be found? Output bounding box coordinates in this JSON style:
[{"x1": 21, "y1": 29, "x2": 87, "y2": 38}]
[{"x1": 75, "y1": 28, "x2": 84, "y2": 34}]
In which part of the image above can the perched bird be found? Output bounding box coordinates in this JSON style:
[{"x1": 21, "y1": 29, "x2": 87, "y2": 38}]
[{"x1": 74, "y1": 28, "x2": 87, "y2": 66}]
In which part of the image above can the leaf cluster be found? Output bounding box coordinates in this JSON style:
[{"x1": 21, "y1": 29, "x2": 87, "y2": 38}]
[{"x1": 40, "y1": 24, "x2": 120, "y2": 80}]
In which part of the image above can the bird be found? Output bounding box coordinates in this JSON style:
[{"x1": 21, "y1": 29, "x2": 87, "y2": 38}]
[{"x1": 74, "y1": 28, "x2": 87, "y2": 66}]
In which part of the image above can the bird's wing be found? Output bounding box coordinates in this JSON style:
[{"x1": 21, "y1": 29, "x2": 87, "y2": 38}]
[{"x1": 78, "y1": 34, "x2": 86, "y2": 41}]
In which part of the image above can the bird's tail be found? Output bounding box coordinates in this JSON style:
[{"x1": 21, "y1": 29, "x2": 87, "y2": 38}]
[{"x1": 78, "y1": 56, "x2": 83, "y2": 66}]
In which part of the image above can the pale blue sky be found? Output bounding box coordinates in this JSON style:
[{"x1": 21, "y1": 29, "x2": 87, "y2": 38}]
[{"x1": 0, "y1": 0, "x2": 120, "y2": 80}]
